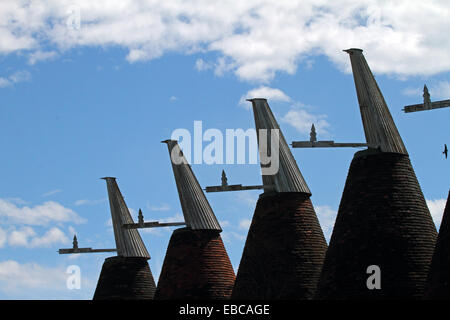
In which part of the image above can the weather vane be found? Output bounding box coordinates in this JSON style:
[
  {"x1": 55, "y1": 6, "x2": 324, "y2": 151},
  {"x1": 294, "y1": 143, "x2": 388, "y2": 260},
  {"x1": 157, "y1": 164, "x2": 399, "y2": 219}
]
[
  {"x1": 122, "y1": 208, "x2": 185, "y2": 230},
  {"x1": 59, "y1": 235, "x2": 117, "y2": 254},
  {"x1": 291, "y1": 124, "x2": 374, "y2": 149},
  {"x1": 204, "y1": 169, "x2": 266, "y2": 193},
  {"x1": 402, "y1": 85, "x2": 448, "y2": 159},
  {"x1": 402, "y1": 85, "x2": 450, "y2": 113},
  {"x1": 59, "y1": 177, "x2": 185, "y2": 256}
]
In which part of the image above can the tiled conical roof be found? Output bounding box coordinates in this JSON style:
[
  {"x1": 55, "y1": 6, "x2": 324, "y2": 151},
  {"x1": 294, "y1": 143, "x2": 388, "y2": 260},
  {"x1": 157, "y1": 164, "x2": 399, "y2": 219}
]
[
  {"x1": 425, "y1": 190, "x2": 450, "y2": 299},
  {"x1": 316, "y1": 152, "x2": 437, "y2": 299},
  {"x1": 93, "y1": 256, "x2": 156, "y2": 300},
  {"x1": 162, "y1": 140, "x2": 222, "y2": 231},
  {"x1": 232, "y1": 192, "x2": 328, "y2": 299},
  {"x1": 155, "y1": 228, "x2": 235, "y2": 299}
]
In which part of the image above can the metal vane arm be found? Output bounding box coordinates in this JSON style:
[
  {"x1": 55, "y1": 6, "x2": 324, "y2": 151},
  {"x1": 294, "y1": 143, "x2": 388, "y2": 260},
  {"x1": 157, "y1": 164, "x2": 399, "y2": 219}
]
[
  {"x1": 291, "y1": 124, "x2": 371, "y2": 149},
  {"x1": 403, "y1": 85, "x2": 450, "y2": 113},
  {"x1": 292, "y1": 141, "x2": 370, "y2": 148},
  {"x1": 123, "y1": 221, "x2": 186, "y2": 229},
  {"x1": 123, "y1": 209, "x2": 186, "y2": 229},
  {"x1": 58, "y1": 235, "x2": 117, "y2": 254},
  {"x1": 204, "y1": 169, "x2": 266, "y2": 193}
]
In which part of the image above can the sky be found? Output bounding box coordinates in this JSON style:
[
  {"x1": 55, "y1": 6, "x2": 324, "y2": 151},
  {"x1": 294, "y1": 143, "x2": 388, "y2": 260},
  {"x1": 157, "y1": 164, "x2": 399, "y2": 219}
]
[{"x1": 0, "y1": 0, "x2": 449, "y2": 299}]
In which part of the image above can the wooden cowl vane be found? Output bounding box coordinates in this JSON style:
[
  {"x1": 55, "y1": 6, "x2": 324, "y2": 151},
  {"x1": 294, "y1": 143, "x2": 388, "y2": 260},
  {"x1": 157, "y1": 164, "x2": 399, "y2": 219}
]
[
  {"x1": 344, "y1": 48, "x2": 407, "y2": 155},
  {"x1": 154, "y1": 140, "x2": 235, "y2": 300},
  {"x1": 93, "y1": 177, "x2": 156, "y2": 300},
  {"x1": 251, "y1": 98, "x2": 311, "y2": 194},
  {"x1": 232, "y1": 98, "x2": 328, "y2": 300},
  {"x1": 316, "y1": 49, "x2": 437, "y2": 300},
  {"x1": 424, "y1": 190, "x2": 450, "y2": 299}
]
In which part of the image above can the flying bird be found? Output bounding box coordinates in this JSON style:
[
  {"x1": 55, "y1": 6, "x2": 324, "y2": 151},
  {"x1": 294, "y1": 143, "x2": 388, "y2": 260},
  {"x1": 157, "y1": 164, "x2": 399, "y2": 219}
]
[{"x1": 444, "y1": 144, "x2": 448, "y2": 159}]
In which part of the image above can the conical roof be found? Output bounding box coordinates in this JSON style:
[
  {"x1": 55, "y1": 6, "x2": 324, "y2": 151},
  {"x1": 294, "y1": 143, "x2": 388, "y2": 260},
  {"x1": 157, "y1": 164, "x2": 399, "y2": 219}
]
[
  {"x1": 232, "y1": 192, "x2": 328, "y2": 299},
  {"x1": 345, "y1": 48, "x2": 407, "y2": 155},
  {"x1": 248, "y1": 98, "x2": 311, "y2": 194},
  {"x1": 162, "y1": 140, "x2": 222, "y2": 231},
  {"x1": 93, "y1": 256, "x2": 156, "y2": 300},
  {"x1": 102, "y1": 177, "x2": 150, "y2": 259},
  {"x1": 315, "y1": 151, "x2": 437, "y2": 299},
  {"x1": 155, "y1": 228, "x2": 235, "y2": 299},
  {"x1": 425, "y1": 189, "x2": 450, "y2": 299}
]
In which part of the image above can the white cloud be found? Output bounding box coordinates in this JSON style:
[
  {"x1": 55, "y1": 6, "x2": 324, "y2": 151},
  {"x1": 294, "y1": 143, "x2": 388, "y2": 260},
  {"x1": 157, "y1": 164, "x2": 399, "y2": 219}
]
[
  {"x1": 3, "y1": 198, "x2": 28, "y2": 205},
  {"x1": 0, "y1": 228, "x2": 7, "y2": 248},
  {"x1": 0, "y1": 78, "x2": 10, "y2": 87},
  {"x1": 239, "y1": 86, "x2": 291, "y2": 109},
  {"x1": 221, "y1": 230, "x2": 247, "y2": 244},
  {"x1": 8, "y1": 227, "x2": 36, "y2": 247},
  {"x1": 238, "y1": 218, "x2": 252, "y2": 230},
  {"x1": 68, "y1": 226, "x2": 77, "y2": 237},
  {"x1": 42, "y1": 189, "x2": 62, "y2": 197},
  {"x1": 195, "y1": 58, "x2": 212, "y2": 71},
  {"x1": 230, "y1": 231, "x2": 246, "y2": 241},
  {"x1": 6, "y1": 226, "x2": 70, "y2": 248},
  {"x1": 0, "y1": 70, "x2": 31, "y2": 88},
  {"x1": 239, "y1": 86, "x2": 332, "y2": 139},
  {"x1": 402, "y1": 86, "x2": 421, "y2": 97},
  {"x1": 1, "y1": 1, "x2": 449, "y2": 81},
  {"x1": 0, "y1": 260, "x2": 66, "y2": 292},
  {"x1": 0, "y1": 260, "x2": 94, "y2": 298},
  {"x1": 235, "y1": 193, "x2": 258, "y2": 207},
  {"x1": 29, "y1": 227, "x2": 70, "y2": 248},
  {"x1": 28, "y1": 50, "x2": 58, "y2": 65},
  {"x1": 159, "y1": 212, "x2": 184, "y2": 224},
  {"x1": 7, "y1": 70, "x2": 31, "y2": 83},
  {"x1": 74, "y1": 198, "x2": 106, "y2": 206},
  {"x1": 403, "y1": 81, "x2": 450, "y2": 100},
  {"x1": 0, "y1": 198, "x2": 85, "y2": 226},
  {"x1": 431, "y1": 81, "x2": 450, "y2": 100},
  {"x1": 147, "y1": 203, "x2": 171, "y2": 211},
  {"x1": 281, "y1": 108, "x2": 330, "y2": 136},
  {"x1": 315, "y1": 205, "x2": 338, "y2": 242},
  {"x1": 427, "y1": 198, "x2": 447, "y2": 228},
  {"x1": 219, "y1": 220, "x2": 230, "y2": 228},
  {"x1": 105, "y1": 218, "x2": 112, "y2": 228}
]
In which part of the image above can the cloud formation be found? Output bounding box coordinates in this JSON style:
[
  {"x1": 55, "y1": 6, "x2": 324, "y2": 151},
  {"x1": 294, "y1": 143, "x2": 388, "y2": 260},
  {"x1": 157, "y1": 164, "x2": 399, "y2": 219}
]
[
  {"x1": 239, "y1": 86, "x2": 331, "y2": 136},
  {"x1": 427, "y1": 198, "x2": 447, "y2": 228},
  {"x1": 315, "y1": 205, "x2": 338, "y2": 242},
  {"x1": 281, "y1": 108, "x2": 330, "y2": 136},
  {"x1": 0, "y1": 198, "x2": 85, "y2": 226},
  {"x1": 239, "y1": 86, "x2": 291, "y2": 109},
  {"x1": 1, "y1": 1, "x2": 449, "y2": 82},
  {"x1": 42, "y1": 189, "x2": 62, "y2": 197},
  {"x1": 0, "y1": 70, "x2": 31, "y2": 88},
  {"x1": 403, "y1": 81, "x2": 450, "y2": 101},
  {"x1": 0, "y1": 260, "x2": 94, "y2": 299},
  {"x1": 3, "y1": 226, "x2": 70, "y2": 248},
  {"x1": 73, "y1": 198, "x2": 106, "y2": 206}
]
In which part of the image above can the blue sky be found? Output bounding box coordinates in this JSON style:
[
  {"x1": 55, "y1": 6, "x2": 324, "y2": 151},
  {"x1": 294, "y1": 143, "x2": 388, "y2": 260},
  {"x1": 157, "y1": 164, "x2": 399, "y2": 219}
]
[{"x1": 0, "y1": 1, "x2": 449, "y2": 299}]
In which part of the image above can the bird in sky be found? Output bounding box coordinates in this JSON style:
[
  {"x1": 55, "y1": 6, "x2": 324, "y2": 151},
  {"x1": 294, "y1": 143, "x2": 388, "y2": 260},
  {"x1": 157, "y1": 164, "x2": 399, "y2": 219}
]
[{"x1": 444, "y1": 144, "x2": 448, "y2": 159}]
